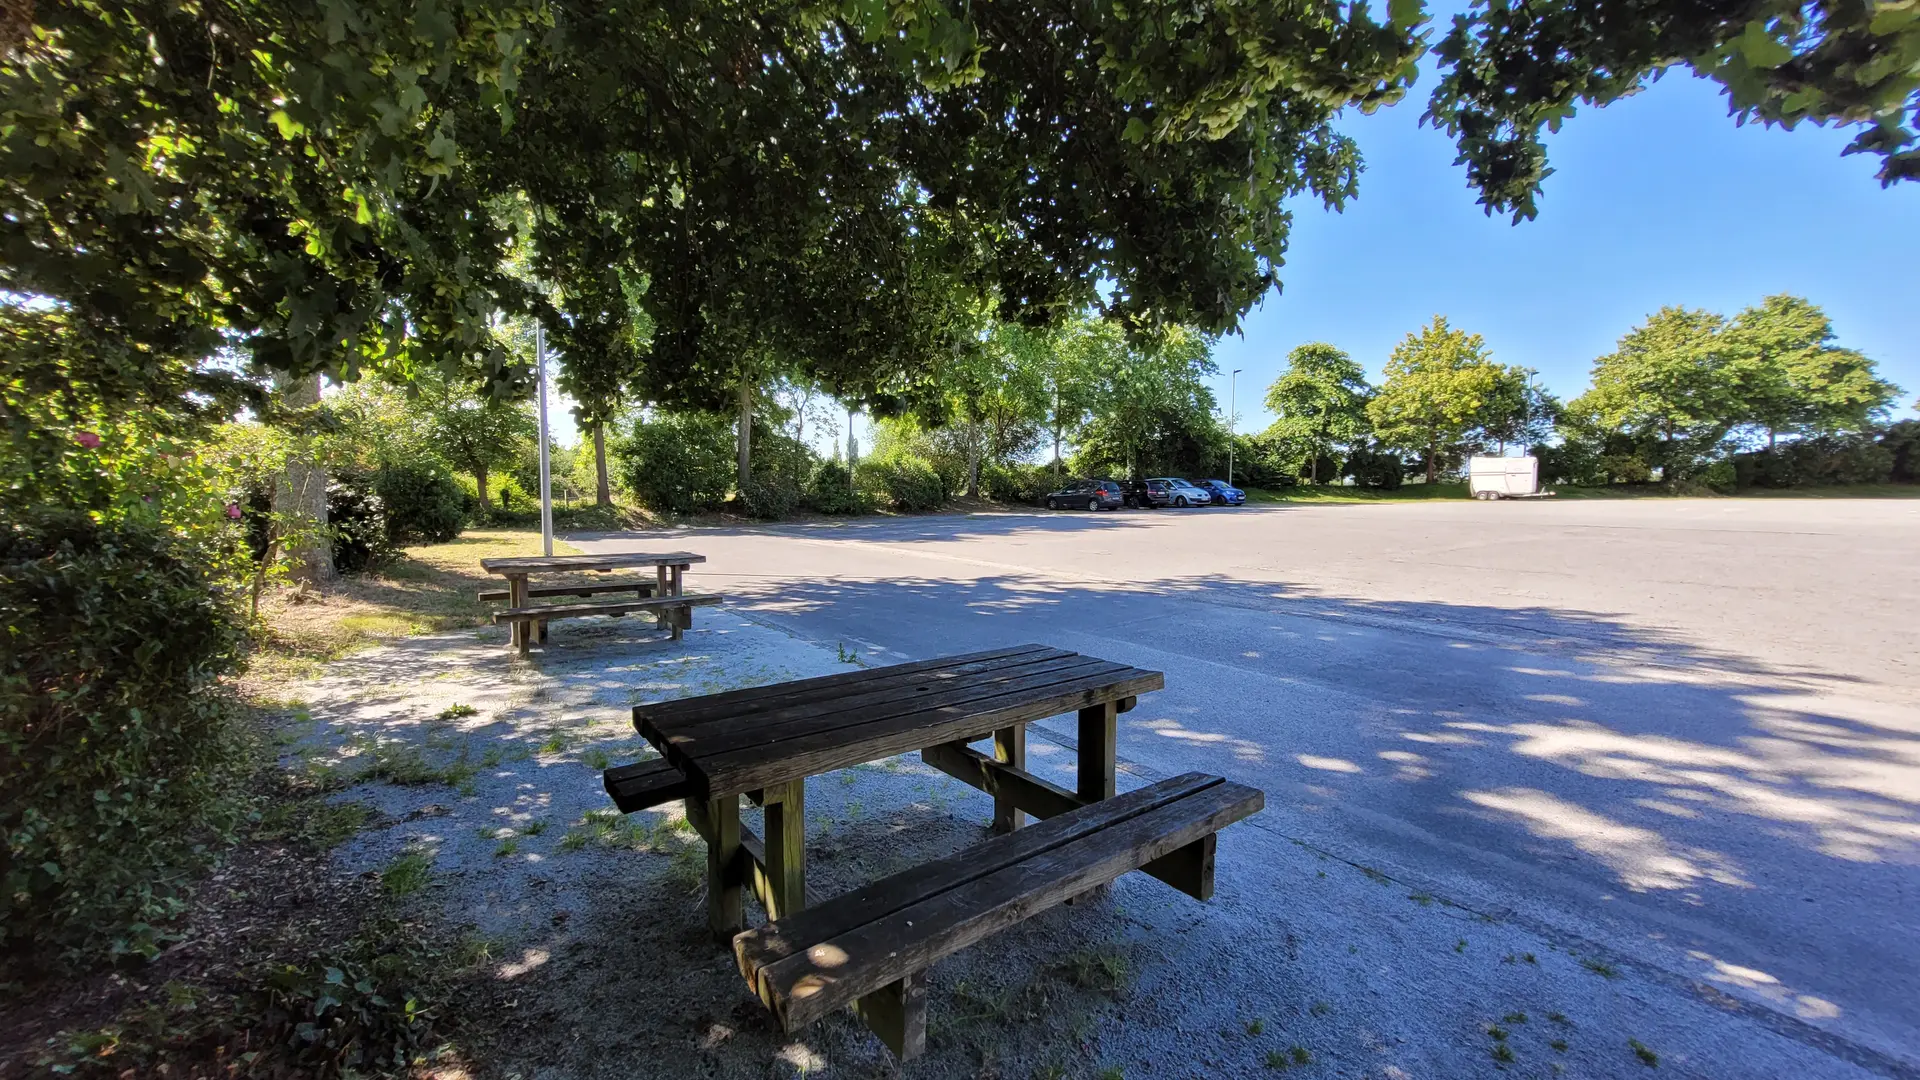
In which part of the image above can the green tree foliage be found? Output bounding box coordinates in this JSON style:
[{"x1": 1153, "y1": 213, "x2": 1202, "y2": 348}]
[
  {"x1": 1728, "y1": 295, "x2": 1900, "y2": 445},
  {"x1": 1262, "y1": 343, "x2": 1373, "y2": 484},
  {"x1": 1367, "y1": 317, "x2": 1523, "y2": 483},
  {"x1": 430, "y1": 391, "x2": 538, "y2": 515},
  {"x1": 1568, "y1": 307, "x2": 1743, "y2": 481},
  {"x1": 1071, "y1": 323, "x2": 1224, "y2": 479}
]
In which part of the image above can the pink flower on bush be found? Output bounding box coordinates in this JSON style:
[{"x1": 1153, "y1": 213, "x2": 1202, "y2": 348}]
[
  {"x1": 75, "y1": 431, "x2": 101, "y2": 449},
  {"x1": 225, "y1": 502, "x2": 243, "y2": 520}
]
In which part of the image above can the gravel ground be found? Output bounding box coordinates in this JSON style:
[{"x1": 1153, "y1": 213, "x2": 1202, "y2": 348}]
[{"x1": 279, "y1": 596, "x2": 1891, "y2": 1080}]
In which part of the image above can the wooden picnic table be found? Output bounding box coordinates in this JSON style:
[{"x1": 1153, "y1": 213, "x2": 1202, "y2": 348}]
[
  {"x1": 479, "y1": 550, "x2": 713, "y2": 653},
  {"x1": 602, "y1": 643, "x2": 1264, "y2": 1058}
]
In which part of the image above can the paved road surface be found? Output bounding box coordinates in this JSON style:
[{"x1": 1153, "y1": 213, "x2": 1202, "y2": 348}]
[{"x1": 575, "y1": 498, "x2": 1920, "y2": 1074}]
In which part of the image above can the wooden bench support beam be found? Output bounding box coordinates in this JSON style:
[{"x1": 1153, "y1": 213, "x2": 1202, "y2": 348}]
[
  {"x1": 686, "y1": 797, "x2": 824, "y2": 945},
  {"x1": 992, "y1": 724, "x2": 1025, "y2": 833},
  {"x1": 698, "y1": 795, "x2": 743, "y2": 940},
  {"x1": 603, "y1": 759, "x2": 695, "y2": 814},
  {"x1": 919, "y1": 741, "x2": 1219, "y2": 900},
  {"x1": 763, "y1": 779, "x2": 806, "y2": 921},
  {"x1": 851, "y1": 971, "x2": 926, "y2": 1060}
]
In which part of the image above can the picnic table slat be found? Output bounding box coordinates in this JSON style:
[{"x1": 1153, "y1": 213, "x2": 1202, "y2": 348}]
[
  {"x1": 643, "y1": 648, "x2": 1081, "y2": 747},
  {"x1": 633, "y1": 644, "x2": 1054, "y2": 727},
  {"x1": 691, "y1": 665, "x2": 1163, "y2": 797},
  {"x1": 652, "y1": 655, "x2": 1133, "y2": 765},
  {"x1": 480, "y1": 551, "x2": 707, "y2": 575}
]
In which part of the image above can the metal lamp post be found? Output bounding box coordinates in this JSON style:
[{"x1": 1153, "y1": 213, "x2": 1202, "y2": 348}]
[
  {"x1": 534, "y1": 323, "x2": 554, "y2": 557},
  {"x1": 1228, "y1": 368, "x2": 1242, "y2": 486}
]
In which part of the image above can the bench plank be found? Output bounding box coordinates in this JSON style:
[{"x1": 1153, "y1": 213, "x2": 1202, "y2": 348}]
[
  {"x1": 741, "y1": 774, "x2": 1263, "y2": 1031},
  {"x1": 490, "y1": 593, "x2": 723, "y2": 623},
  {"x1": 480, "y1": 580, "x2": 657, "y2": 603},
  {"x1": 603, "y1": 759, "x2": 695, "y2": 813},
  {"x1": 696, "y1": 667, "x2": 1162, "y2": 797},
  {"x1": 734, "y1": 773, "x2": 1219, "y2": 980},
  {"x1": 632, "y1": 644, "x2": 1054, "y2": 729}
]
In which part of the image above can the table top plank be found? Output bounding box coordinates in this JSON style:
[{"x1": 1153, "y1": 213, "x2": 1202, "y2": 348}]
[
  {"x1": 654, "y1": 655, "x2": 1130, "y2": 766},
  {"x1": 480, "y1": 551, "x2": 706, "y2": 575},
  {"x1": 642, "y1": 648, "x2": 1081, "y2": 747},
  {"x1": 633, "y1": 644, "x2": 1057, "y2": 730},
  {"x1": 695, "y1": 666, "x2": 1164, "y2": 797}
]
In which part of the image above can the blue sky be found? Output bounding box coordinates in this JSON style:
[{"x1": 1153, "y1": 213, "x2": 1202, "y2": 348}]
[{"x1": 1213, "y1": 68, "x2": 1920, "y2": 435}]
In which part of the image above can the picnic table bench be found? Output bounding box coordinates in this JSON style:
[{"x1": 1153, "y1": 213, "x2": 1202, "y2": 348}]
[
  {"x1": 478, "y1": 551, "x2": 720, "y2": 653},
  {"x1": 601, "y1": 643, "x2": 1263, "y2": 1059}
]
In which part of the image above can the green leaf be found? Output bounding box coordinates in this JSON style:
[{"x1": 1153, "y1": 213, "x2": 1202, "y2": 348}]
[
  {"x1": 1388, "y1": 0, "x2": 1426, "y2": 29},
  {"x1": 1736, "y1": 21, "x2": 1793, "y2": 69}
]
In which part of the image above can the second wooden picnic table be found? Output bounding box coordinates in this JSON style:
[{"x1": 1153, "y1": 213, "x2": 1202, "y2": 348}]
[{"x1": 478, "y1": 550, "x2": 716, "y2": 653}]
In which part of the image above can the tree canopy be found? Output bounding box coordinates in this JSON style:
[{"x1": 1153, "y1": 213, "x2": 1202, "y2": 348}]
[{"x1": 1263, "y1": 343, "x2": 1373, "y2": 483}]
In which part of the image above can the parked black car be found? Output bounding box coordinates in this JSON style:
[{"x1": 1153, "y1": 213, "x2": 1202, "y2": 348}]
[
  {"x1": 1044, "y1": 479, "x2": 1125, "y2": 511},
  {"x1": 1118, "y1": 479, "x2": 1180, "y2": 508}
]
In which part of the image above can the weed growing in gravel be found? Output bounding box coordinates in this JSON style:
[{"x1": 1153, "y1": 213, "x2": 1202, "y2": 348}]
[
  {"x1": 580, "y1": 747, "x2": 611, "y2": 770},
  {"x1": 1264, "y1": 1049, "x2": 1290, "y2": 1070},
  {"x1": 1504, "y1": 1012, "x2": 1528, "y2": 1024},
  {"x1": 351, "y1": 736, "x2": 476, "y2": 789},
  {"x1": 1096, "y1": 1066, "x2": 1123, "y2": 1080},
  {"x1": 1549, "y1": 1012, "x2": 1572, "y2": 1025},
  {"x1": 1629, "y1": 1038, "x2": 1659, "y2": 1067},
  {"x1": 381, "y1": 851, "x2": 433, "y2": 896},
  {"x1": 1581, "y1": 958, "x2": 1620, "y2": 979},
  {"x1": 1409, "y1": 891, "x2": 1434, "y2": 905},
  {"x1": 559, "y1": 829, "x2": 591, "y2": 852},
  {"x1": 255, "y1": 797, "x2": 374, "y2": 849},
  {"x1": 493, "y1": 836, "x2": 519, "y2": 858},
  {"x1": 520, "y1": 819, "x2": 547, "y2": 836},
  {"x1": 437, "y1": 704, "x2": 479, "y2": 720},
  {"x1": 1059, "y1": 947, "x2": 1131, "y2": 993},
  {"x1": 1488, "y1": 1025, "x2": 1509, "y2": 1041},
  {"x1": 1550, "y1": 1039, "x2": 1570, "y2": 1052},
  {"x1": 1031, "y1": 1064, "x2": 1067, "y2": 1080},
  {"x1": 1492, "y1": 1043, "x2": 1516, "y2": 1064},
  {"x1": 536, "y1": 731, "x2": 570, "y2": 754},
  {"x1": 1245, "y1": 1018, "x2": 1265, "y2": 1036},
  {"x1": 1455, "y1": 938, "x2": 1468, "y2": 953},
  {"x1": 1309, "y1": 1001, "x2": 1333, "y2": 1017},
  {"x1": 1290, "y1": 1047, "x2": 1312, "y2": 1066},
  {"x1": 1524, "y1": 952, "x2": 1537, "y2": 964}
]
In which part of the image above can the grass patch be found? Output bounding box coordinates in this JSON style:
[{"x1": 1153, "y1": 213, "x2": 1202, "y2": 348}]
[
  {"x1": 381, "y1": 850, "x2": 434, "y2": 896},
  {"x1": 350, "y1": 736, "x2": 478, "y2": 789},
  {"x1": 1581, "y1": 957, "x2": 1620, "y2": 979},
  {"x1": 253, "y1": 797, "x2": 375, "y2": 850},
  {"x1": 1491, "y1": 1042, "x2": 1516, "y2": 1064},
  {"x1": 1629, "y1": 1038, "x2": 1659, "y2": 1067},
  {"x1": 580, "y1": 747, "x2": 611, "y2": 770},
  {"x1": 436, "y1": 703, "x2": 479, "y2": 721},
  {"x1": 1056, "y1": 946, "x2": 1132, "y2": 993},
  {"x1": 1503, "y1": 1011, "x2": 1528, "y2": 1024},
  {"x1": 1247, "y1": 482, "x2": 1470, "y2": 504},
  {"x1": 1245, "y1": 1018, "x2": 1265, "y2": 1036}
]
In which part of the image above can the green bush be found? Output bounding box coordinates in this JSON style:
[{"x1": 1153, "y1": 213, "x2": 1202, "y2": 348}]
[
  {"x1": 859, "y1": 455, "x2": 946, "y2": 511},
  {"x1": 614, "y1": 412, "x2": 734, "y2": 515},
  {"x1": 980, "y1": 461, "x2": 1051, "y2": 504},
  {"x1": 1732, "y1": 435, "x2": 1894, "y2": 488},
  {"x1": 741, "y1": 471, "x2": 804, "y2": 519},
  {"x1": 1, "y1": 513, "x2": 251, "y2": 973},
  {"x1": 1882, "y1": 420, "x2": 1920, "y2": 483},
  {"x1": 374, "y1": 462, "x2": 465, "y2": 544},
  {"x1": 1343, "y1": 444, "x2": 1406, "y2": 489},
  {"x1": 326, "y1": 474, "x2": 395, "y2": 572},
  {"x1": 804, "y1": 460, "x2": 867, "y2": 514}
]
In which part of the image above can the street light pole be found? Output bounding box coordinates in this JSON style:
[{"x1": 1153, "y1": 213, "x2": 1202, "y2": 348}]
[{"x1": 1228, "y1": 368, "x2": 1242, "y2": 486}]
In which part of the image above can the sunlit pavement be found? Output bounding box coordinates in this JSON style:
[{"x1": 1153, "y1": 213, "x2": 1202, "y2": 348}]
[{"x1": 574, "y1": 498, "x2": 1920, "y2": 1074}]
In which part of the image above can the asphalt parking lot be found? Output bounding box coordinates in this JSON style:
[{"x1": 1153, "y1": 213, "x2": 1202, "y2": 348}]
[{"x1": 577, "y1": 496, "x2": 1920, "y2": 1076}]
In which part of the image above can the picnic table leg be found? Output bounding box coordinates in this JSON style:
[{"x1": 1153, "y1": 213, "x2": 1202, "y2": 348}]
[
  {"x1": 671, "y1": 564, "x2": 690, "y2": 636},
  {"x1": 1076, "y1": 701, "x2": 1118, "y2": 802},
  {"x1": 992, "y1": 724, "x2": 1026, "y2": 833},
  {"x1": 1070, "y1": 701, "x2": 1119, "y2": 904},
  {"x1": 508, "y1": 574, "x2": 530, "y2": 653},
  {"x1": 763, "y1": 779, "x2": 805, "y2": 920},
  {"x1": 701, "y1": 795, "x2": 744, "y2": 940},
  {"x1": 656, "y1": 564, "x2": 672, "y2": 634}
]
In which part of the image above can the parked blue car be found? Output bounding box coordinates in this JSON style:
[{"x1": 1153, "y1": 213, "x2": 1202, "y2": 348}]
[{"x1": 1191, "y1": 479, "x2": 1246, "y2": 506}]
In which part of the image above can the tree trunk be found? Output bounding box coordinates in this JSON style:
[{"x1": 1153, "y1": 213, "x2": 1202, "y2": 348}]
[
  {"x1": 1768, "y1": 428, "x2": 1777, "y2": 451},
  {"x1": 474, "y1": 462, "x2": 492, "y2": 513},
  {"x1": 271, "y1": 372, "x2": 333, "y2": 583},
  {"x1": 1308, "y1": 443, "x2": 1319, "y2": 485},
  {"x1": 1425, "y1": 431, "x2": 1438, "y2": 485},
  {"x1": 736, "y1": 378, "x2": 753, "y2": 489},
  {"x1": 592, "y1": 424, "x2": 611, "y2": 506}
]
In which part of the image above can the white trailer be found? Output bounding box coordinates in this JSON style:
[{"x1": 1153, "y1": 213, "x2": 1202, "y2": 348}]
[{"x1": 1468, "y1": 455, "x2": 1553, "y2": 500}]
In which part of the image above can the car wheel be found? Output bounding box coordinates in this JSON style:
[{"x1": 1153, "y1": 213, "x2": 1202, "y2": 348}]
[
  {"x1": 1175, "y1": 495, "x2": 1188, "y2": 507},
  {"x1": 1087, "y1": 498, "x2": 1099, "y2": 512},
  {"x1": 1046, "y1": 498, "x2": 1057, "y2": 510}
]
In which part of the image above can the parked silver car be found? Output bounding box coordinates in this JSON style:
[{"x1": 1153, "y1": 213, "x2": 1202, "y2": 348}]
[{"x1": 1147, "y1": 477, "x2": 1213, "y2": 507}]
